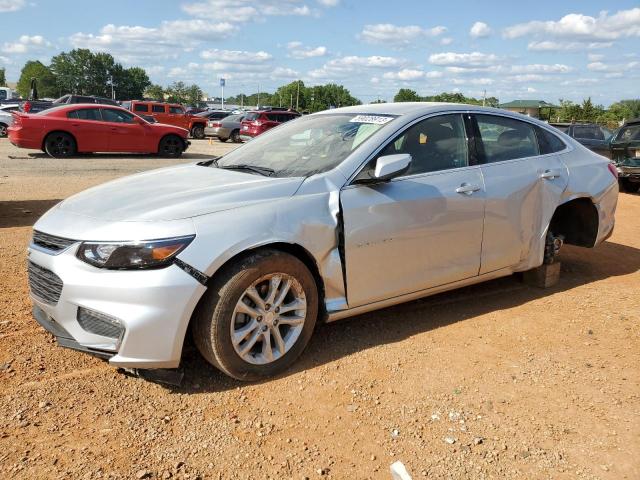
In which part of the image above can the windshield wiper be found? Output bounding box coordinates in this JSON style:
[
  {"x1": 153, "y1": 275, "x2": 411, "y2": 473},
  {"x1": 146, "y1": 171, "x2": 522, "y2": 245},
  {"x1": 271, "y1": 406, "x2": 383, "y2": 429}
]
[
  {"x1": 218, "y1": 164, "x2": 275, "y2": 176},
  {"x1": 196, "y1": 157, "x2": 220, "y2": 167}
]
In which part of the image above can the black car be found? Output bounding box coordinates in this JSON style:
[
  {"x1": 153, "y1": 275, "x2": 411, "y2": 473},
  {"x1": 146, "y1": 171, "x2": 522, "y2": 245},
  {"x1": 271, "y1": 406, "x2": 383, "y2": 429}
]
[
  {"x1": 195, "y1": 110, "x2": 232, "y2": 121},
  {"x1": 21, "y1": 94, "x2": 120, "y2": 113},
  {"x1": 610, "y1": 118, "x2": 640, "y2": 193},
  {"x1": 550, "y1": 122, "x2": 613, "y2": 158}
]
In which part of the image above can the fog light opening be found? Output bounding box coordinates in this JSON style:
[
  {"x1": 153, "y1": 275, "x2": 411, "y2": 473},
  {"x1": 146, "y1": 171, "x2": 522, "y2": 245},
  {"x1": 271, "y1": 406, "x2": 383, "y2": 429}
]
[{"x1": 77, "y1": 307, "x2": 125, "y2": 348}]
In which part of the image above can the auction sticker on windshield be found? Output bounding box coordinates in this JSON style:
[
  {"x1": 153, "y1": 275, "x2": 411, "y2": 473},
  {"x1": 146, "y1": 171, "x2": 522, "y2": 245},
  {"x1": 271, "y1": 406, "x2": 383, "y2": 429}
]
[{"x1": 349, "y1": 115, "x2": 394, "y2": 125}]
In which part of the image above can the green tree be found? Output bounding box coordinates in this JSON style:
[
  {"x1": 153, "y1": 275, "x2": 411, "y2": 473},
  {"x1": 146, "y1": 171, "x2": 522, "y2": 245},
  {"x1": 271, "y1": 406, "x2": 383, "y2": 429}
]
[
  {"x1": 185, "y1": 84, "x2": 204, "y2": 106},
  {"x1": 16, "y1": 60, "x2": 58, "y2": 98},
  {"x1": 165, "y1": 81, "x2": 189, "y2": 103},
  {"x1": 394, "y1": 88, "x2": 421, "y2": 102},
  {"x1": 0, "y1": 68, "x2": 6, "y2": 87},
  {"x1": 114, "y1": 66, "x2": 151, "y2": 100},
  {"x1": 144, "y1": 84, "x2": 165, "y2": 100},
  {"x1": 274, "y1": 80, "x2": 307, "y2": 109}
]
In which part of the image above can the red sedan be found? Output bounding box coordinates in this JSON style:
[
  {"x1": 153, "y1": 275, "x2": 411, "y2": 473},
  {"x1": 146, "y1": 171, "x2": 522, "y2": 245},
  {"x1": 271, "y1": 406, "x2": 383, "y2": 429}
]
[{"x1": 8, "y1": 104, "x2": 190, "y2": 158}]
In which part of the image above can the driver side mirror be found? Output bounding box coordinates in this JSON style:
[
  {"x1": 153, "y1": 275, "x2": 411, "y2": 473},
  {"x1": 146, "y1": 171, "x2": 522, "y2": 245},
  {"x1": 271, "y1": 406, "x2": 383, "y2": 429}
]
[{"x1": 355, "y1": 154, "x2": 412, "y2": 184}]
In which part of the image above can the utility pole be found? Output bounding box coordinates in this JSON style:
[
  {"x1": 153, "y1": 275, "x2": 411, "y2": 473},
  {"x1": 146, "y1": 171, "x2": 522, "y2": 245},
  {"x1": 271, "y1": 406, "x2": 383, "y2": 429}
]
[
  {"x1": 257, "y1": 83, "x2": 261, "y2": 109},
  {"x1": 296, "y1": 80, "x2": 300, "y2": 111},
  {"x1": 109, "y1": 74, "x2": 114, "y2": 100},
  {"x1": 220, "y1": 78, "x2": 225, "y2": 110},
  {"x1": 482, "y1": 89, "x2": 486, "y2": 107}
]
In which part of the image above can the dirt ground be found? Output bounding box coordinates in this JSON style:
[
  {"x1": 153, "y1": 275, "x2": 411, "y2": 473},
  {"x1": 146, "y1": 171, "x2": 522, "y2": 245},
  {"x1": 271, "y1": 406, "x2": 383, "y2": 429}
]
[{"x1": 0, "y1": 138, "x2": 638, "y2": 480}]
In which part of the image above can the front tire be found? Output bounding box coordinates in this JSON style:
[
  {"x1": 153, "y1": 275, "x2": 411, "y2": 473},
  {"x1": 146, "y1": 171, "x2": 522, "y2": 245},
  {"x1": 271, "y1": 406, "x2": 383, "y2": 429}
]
[
  {"x1": 191, "y1": 125, "x2": 205, "y2": 139},
  {"x1": 44, "y1": 132, "x2": 76, "y2": 158},
  {"x1": 230, "y1": 129, "x2": 241, "y2": 143},
  {"x1": 193, "y1": 250, "x2": 318, "y2": 381},
  {"x1": 0, "y1": 123, "x2": 7, "y2": 137},
  {"x1": 158, "y1": 135, "x2": 184, "y2": 158}
]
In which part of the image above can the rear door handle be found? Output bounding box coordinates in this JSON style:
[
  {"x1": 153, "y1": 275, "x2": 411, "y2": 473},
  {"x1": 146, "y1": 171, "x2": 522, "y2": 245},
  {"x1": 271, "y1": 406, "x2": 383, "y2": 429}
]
[
  {"x1": 456, "y1": 183, "x2": 481, "y2": 195},
  {"x1": 540, "y1": 169, "x2": 560, "y2": 180}
]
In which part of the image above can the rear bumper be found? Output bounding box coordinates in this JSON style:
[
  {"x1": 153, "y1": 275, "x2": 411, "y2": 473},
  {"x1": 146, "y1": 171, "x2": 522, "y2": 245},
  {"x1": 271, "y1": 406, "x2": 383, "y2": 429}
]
[
  {"x1": 205, "y1": 126, "x2": 222, "y2": 137},
  {"x1": 8, "y1": 128, "x2": 41, "y2": 149}
]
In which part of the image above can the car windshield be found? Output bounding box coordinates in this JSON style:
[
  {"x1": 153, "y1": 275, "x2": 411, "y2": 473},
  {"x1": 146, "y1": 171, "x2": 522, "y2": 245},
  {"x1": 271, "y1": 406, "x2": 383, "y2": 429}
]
[
  {"x1": 216, "y1": 113, "x2": 397, "y2": 177},
  {"x1": 615, "y1": 124, "x2": 640, "y2": 142}
]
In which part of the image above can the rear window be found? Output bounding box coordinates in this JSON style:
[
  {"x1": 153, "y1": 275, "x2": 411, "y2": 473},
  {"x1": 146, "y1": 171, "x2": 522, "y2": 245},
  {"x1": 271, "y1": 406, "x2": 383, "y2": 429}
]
[
  {"x1": 152, "y1": 104, "x2": 165, "y2": 113},
  {"x1": 67, "y1": 108, "x2": 102, "y2": 121},
  {"x1": 573, "y1": 125, "x2": 604, "y2": 141},
  {"x1": 616, "y1": 125, "x2": 640, "y2": 142},
  {"x1": 245, "y1": 112, "x2": 260, "y2": 121},
  {"x1": 476, "y1": 114, "x2": 539, "y2": 163},
  {"x1": 134, "y1": 104, "x2": 149, "y2": 112}
]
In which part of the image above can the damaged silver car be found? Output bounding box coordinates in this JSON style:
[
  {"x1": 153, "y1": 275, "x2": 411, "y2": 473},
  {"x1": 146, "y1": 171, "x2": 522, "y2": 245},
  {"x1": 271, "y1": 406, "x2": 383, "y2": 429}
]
[{"x1": 28, "y1": 103, "x2": 618, "y2": 381}]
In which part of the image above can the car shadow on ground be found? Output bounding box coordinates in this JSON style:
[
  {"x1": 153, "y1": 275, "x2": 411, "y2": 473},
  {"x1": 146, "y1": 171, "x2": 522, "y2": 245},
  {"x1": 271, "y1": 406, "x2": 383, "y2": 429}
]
[
  {"x1": 176, "y1": 241, "x2": 640, "y2": 394},
  {"x1": 0, "y1": 199, "x2": 63, "y2": 228}
]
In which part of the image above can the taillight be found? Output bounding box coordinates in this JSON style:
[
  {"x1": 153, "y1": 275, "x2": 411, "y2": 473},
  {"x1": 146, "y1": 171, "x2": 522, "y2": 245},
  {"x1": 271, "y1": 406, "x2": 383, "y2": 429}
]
[
  {"x1": 211, "y1": 122, "x2": 221, "y2": 127},
  {"x1": 23, "y1": 101, "x2": 31, "y2": 113},
  {"x1": 608, "y1": 163, "x2": 619, "y2": 179}
]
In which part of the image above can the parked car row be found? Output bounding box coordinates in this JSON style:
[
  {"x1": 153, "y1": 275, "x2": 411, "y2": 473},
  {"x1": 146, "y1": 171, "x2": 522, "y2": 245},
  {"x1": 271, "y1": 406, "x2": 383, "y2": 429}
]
[{"x1": 0, "y1": 103, "x2": 20, "y2": 137}]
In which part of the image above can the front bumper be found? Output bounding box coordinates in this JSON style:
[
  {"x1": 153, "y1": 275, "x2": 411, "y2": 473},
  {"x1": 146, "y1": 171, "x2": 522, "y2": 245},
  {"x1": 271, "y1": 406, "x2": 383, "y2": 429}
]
[{"x1": 28, "y1": 243, "x2": 206, "y2": 368}]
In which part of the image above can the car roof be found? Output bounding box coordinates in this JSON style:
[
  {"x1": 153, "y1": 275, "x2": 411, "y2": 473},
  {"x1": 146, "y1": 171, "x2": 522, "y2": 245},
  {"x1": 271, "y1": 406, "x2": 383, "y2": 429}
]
[{"x1": 315, "y1": 102, "x2": 461, "y2": 116}]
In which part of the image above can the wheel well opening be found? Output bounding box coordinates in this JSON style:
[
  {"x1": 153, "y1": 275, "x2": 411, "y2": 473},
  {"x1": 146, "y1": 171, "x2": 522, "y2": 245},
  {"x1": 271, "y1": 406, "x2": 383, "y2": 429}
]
[
  {"x1": 41, "y1": 130, "x2": 77, "y2": 151},
  {"x1": 216, "y1": 243, "x2": 325, "y2": 305},
  {"x1": 548, "y1": 198, "x2": 599, "y2": 248}
]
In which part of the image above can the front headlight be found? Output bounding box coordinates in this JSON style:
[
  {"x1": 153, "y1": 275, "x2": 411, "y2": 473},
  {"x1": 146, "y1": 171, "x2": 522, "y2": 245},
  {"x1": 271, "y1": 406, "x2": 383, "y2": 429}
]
[{"x1": 76, "y1": 235, "x2": 195, "y2": 269}]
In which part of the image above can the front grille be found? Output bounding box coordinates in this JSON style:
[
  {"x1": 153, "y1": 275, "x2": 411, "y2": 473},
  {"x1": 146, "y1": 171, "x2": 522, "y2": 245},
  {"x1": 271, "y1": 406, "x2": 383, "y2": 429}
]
[
  {"x1": 32, "y1": 230, "x2": 76, "y2": 253},
  {"x1": 77, "y1": 308, "x2": 124, "y2": 339},
  {"x1": 28, "y1": 261, "x2": 63, "y2": 305}
]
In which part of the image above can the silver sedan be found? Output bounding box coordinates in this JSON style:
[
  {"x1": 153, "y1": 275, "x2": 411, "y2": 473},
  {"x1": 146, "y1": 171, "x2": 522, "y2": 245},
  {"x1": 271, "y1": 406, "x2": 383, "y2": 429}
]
[
  {"x1": 28, "y1": 103, "x2": 618, "y2": 381},
  {"x1": 205, "y1": 113, "x2": 244, "y2": 143}
]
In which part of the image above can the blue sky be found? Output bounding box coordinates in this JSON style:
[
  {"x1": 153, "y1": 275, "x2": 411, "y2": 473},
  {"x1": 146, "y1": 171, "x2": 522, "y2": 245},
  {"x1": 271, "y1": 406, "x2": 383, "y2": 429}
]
[{"x1": 1, "y1": 0, "x2": 639, "y2": 105}]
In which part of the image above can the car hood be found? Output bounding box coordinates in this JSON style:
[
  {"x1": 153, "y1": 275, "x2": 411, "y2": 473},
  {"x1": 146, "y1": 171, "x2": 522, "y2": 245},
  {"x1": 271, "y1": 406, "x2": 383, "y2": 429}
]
[{"x1": 56, "y1": 164, "x2": 304, "y2": 221}]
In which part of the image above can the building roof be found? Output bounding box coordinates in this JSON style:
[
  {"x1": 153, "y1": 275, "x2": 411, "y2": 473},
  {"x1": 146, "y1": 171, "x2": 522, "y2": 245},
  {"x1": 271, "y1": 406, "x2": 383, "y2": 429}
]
[{"x1": 499, "y1": 100, "x2": 558, "y2": 109}]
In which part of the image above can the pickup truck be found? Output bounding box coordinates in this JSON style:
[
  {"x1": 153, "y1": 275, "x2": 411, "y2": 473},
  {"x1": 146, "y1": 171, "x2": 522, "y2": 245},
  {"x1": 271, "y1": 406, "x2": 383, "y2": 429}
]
[
  {"x1": 122, "y1": 100, "x2": 208, "y2": 139},
  {"x1": 21, "y1": 94, "x2": 119, "y2": 113}
]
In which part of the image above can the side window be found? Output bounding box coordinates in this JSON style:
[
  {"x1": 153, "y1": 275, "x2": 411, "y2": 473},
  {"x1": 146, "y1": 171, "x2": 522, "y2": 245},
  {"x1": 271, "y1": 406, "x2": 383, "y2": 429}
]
[
  {"x1": 101, "y1": 109, "x2": 135, "y2": 124},
  {"x1": 169, "y1": 106, "x2": 184, "y2": 114},
  {"x1": 152, "y1": 104, "x2": 165, "y2": 113},
  {"x1": 476, "y1": 115, "x2": 539, "y2": 163},
  {"x1": 535, "y1": 126, "x2": 566, "y2": 154},
  {"x1": 134, "y1": 104, "x2": 148, "y2": 113},
  {"x1": 68, "y1": 108, "x2": 102, "y2": 121},
  {"x1": 573, "y1": 125, "x2": 604, "y2": 140},
  {"x1": 617, "y1": 125, "x2": 640, "y2": 142},
  {"x1": 378, "y1": 114, "x2": 469, "y2": 175},
  {"x1": 266, "y1": 113, "x2": 279, "y2": 122}
]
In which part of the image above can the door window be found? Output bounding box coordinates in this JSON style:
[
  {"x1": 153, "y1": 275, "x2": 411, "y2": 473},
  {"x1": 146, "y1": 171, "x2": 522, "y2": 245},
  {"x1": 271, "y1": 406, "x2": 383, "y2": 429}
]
[
  {"x1": 67, "y1": 108, "x2": 102, "y2": 121},
  {"x1": 134, "y1": 104, "x2": 149, "y2": 113},
  {"x1": 377, "y1": 114, "x2": 469, "y2": 175},
  {"x1": 169, "y1": 106, "x2": 184, "y2": 114},
  {"x1": 535, "y1": 126, "x2": 567, "y2": 154},
  {"x1": 475, "y1": 115, "x2": 539, "y2": 163},
  {"x1": 101, "y1": 108, "x2": 135, "y2": 124},
  {"x1": 152, "y1": 104, "x2": 165, "y2": 113}
]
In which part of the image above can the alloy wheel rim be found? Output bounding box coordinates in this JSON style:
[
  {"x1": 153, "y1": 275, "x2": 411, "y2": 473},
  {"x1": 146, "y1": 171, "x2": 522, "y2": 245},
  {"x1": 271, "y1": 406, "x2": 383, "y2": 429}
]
[
  {"x1": 49, "y1": 136, "x2": 70, "y2": 156},
  {"x1": 230, "y1": 273, "x2": 307, "y2": 365},
  {"x1": 0, "y1": 125, "x2": 6, "y2": 136}
]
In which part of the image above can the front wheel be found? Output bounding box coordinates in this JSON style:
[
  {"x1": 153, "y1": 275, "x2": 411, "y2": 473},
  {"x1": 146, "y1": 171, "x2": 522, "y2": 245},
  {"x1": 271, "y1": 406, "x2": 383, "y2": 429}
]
[
  {"x1": 191, "y1": 125, "x2": 205, "y2": 139},
  {"x1": 44, "y1": 132, "x2": 76, "y2": 158},
  {"x1": 217, "y1": 136, "x2": 229, "y2": 143},
  {"x1": 230, "y1": 129, "x2": 241, "y2": 143},
  {"x1": 0, "y1": 123, "x2": 7, "y2": 138},
  {"x1": 193, "y1": 250, "x2": 318, "y2": 381},
  {"x1": 158, "y1": 135, "x2": 184, "y2": 158}
]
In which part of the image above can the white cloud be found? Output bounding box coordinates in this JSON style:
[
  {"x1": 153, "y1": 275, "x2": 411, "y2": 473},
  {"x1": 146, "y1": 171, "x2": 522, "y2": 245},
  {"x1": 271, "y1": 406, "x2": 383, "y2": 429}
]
[
  {"x1": 588, "y1": 60, "x2": 639, "y2": 73},
  {"x1": 527, "y1": 87, "x2": 537, "y2": 93},
  {"x1": 504, "y1": 8, "x2": 640, "y2": 42},
  {"x1": 272, "y1": 67, "x2": 299, "y2": 78},
  {"x1": 309, "y1": 55, "x2": 406, "y2": 79},
  {"x1": 510, "y1": 63, "x2": 572, "y2": 74},
  {"x1": 70, "y1": 21, "x2": 235, "y2": 63},
  {"x1": 588, "y1": 53, "x2": 604, "y2": 61},
  {"x1": 359, "y1": 23, "x2": 446, "y2": 47},
  {"x1": 382, "y1": 69, "x2": 444, "y2": 81},
  {"x1": 429, "y1": 51, "x2": 500, "y2": 68},
  {"x1": 451, "y1": 77, "x2": 494, "y2": 86},
  {"x1": 440, "y1": 37, "x2": 453, "y2": 46},
  {"x1": 470, "y1": 22, "x2": 492, "y2": 38},
  {"x1": 2, "y1": 35, "x2": 52, "y2": 54},
  {"x1": 200, "y1": 49, "x2": 272, "y2": 63},
  {"x1": 0, "y1": 0, "x2": 25, "y2": 12},
  {"x1": 286, "y1": 41, "x2": 327, "y2": 59},
  {"x1": 316, "y1": 0, "x2": 339, "y2": 5},
  {"x1": 182, "y1": 0, "x2": 313, "y2": 23},
  {"x1": 527, "y1": 40, "x2": 613, "y2": 51}
]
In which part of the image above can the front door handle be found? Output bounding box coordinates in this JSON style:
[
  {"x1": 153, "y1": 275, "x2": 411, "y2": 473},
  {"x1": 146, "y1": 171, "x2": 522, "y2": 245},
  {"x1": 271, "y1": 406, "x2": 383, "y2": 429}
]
[
  {"x1": 540, "y1": 169, "x2": 560, "y2": 180},
  {"x1": 456, "y1": 183, "x2": 481, "y2": 195}
]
